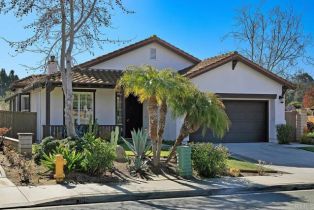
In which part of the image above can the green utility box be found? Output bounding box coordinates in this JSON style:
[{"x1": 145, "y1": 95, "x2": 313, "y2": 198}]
[{"x1": 176, "y1": 145, "x2": 192, "y2": 178}]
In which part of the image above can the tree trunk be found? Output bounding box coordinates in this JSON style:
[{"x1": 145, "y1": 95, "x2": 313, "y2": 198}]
[
  {"x1": 63, "y1": 54, "x2": 76, "y2": 138},
  {"x1": 166, "y1": 117, "x2": 199, "y2": 164},
  {"x1": 156, "y1": 100, "x2": 167, "y2": 166},
  {"x1": 147, "y1": 96, "x2": 158, "y2": 167}
]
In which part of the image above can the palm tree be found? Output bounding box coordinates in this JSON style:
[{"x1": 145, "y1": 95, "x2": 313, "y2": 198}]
[
  {"x1": 155, "y1": 70, "x2": 191, "y2": 164},
  {"x1": 118, "y1": 65, "x2": 186, "y2": 167},
  {"x1": 166, "y1": 88, "x2": 230, "y2": 163}
]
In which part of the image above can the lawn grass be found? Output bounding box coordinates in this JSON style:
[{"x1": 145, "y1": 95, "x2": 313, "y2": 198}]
[
  {"x1": 299, "y1": 147, "x2": 314, "y2": 152},
  {"x1": 227, "y1": 157, "x2": 261, "y2": 171},
  {"x1": 125, "y1": 150, "x2": 170, "y2": 157}
]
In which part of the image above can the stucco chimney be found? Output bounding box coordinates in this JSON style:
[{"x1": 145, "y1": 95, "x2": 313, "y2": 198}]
[{"x1": 47, "y1": 56, "x2": 58, "y2": 74}]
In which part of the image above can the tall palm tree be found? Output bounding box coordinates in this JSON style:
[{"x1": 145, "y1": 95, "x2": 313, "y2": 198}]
[
  {"x1": 166, "y1": 88, "x2": 230, "y2": 163},
  {"x1": 155, "y1": 70, "x2": 191, "y2": 163}
]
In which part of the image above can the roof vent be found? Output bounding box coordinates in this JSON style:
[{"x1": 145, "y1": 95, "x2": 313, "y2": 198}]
[{"x1": 150, "y1": 48, "x2": 156, "y2": 60}]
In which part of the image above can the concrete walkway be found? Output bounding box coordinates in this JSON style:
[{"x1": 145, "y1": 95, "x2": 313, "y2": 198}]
[{"x1": 224, "y1": 143, "x2": 314, "y2": 168}]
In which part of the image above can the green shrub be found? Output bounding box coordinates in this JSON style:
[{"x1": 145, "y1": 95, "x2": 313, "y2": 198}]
[
  {"x1": 276, "y1": 124, "x2": 293, "y2": 144},
  {"x1": 289, "y1": 101, "x2": 302, "y2": 109},
  {"x1": 35, "y1": 137, "x2": 80, "y2": 165},
  {"x1": 191, "y1": 143, "x2": 228, "y2": 178},
  {"x1": 81, "y1": 137, "x2": 116, "y2": 176},
  {"x1": 42, "y1": 144, "x2": 84, "y2": 173},
  {"x1": 300, "y1": 133, "x2": 314, "y2": 145},
  {"x1": 41, "y1": 136, "x2": 59, "y2": 155}
]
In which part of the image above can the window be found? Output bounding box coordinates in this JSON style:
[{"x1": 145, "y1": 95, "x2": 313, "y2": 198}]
[
  {"x1": 73, "y1": 92, "x2": 94, "y2": 125},
  {"x1": 150, "y1": 48, "x2": 156, "y2": 60},
  {"x1": 20, "y1": 94, "x2": 30, "y2": 112}
]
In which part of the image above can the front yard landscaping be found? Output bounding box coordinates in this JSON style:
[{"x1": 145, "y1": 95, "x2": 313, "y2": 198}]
[{"x1": 0, "y1": 125, "x2": 280, "y2": 186}]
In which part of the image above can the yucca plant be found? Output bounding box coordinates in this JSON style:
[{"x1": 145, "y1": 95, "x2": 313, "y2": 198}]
[{"x1": 122, "y1": 129, "x2": 151, "y2": 172}]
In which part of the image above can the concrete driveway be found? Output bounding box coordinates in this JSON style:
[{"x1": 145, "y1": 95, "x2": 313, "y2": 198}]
[{"x1": 223, "y1": 143, "x2": 314, "y2": 168}]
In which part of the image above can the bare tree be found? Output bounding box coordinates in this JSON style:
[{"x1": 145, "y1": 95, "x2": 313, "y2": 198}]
[
  {"x1": 225, "y1": 5, "x2": 312, "y2": 76},
  {"x1": 0, "y1": 0, "x2": 131, "y2": 137}
]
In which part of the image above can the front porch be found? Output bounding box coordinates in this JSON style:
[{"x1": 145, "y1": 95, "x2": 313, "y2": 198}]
[{"x1": 42, "y1": 124, "x2": 123, "y2": 140}]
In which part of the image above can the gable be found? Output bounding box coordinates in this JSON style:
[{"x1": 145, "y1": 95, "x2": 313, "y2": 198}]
[
  {"x1": 191, "y1": 61, "x2": 283, "y2": 95},
  {"x1": 89, "y1": 42, "x2": 195, "y2": 71},
  {"x1": 183, "y1": 52, "x2": 294, "y2": 89}
]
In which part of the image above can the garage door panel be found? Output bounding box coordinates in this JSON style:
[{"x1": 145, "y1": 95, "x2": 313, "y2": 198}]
[{"x1": 190, "y1": 100, "x2": 268, "y2": 143}]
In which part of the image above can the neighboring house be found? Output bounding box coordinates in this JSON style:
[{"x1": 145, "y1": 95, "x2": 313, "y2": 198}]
[{"x1": 5, "y1": 35, "x2": 294, "y2": 143}]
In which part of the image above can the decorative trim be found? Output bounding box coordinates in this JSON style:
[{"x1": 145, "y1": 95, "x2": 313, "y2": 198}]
[
  {"x1": 73, "y1": 89, "x2": 96, "y2": 93},
  {"x1": 216, "y1": 93, "x2": 277, "y2": 99},
  {"x1": 46, "y1": 88, "x2": 51, "y2": 125},
  {"x1": 18, "y1": 93, "x2": 21, "y2": 112},
  {"x1": 232, "y1": 59, "x2": 238, "y2": 70}
]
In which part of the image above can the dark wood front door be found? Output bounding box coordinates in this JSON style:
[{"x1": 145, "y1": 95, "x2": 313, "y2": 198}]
[{"x1": 125, "y1": 95, "x2": 143, "y2": 138}]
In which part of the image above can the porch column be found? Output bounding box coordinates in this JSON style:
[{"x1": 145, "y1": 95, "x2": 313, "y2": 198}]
[{"x1": 46, "y1": 83, "x2": 54, "y2": 125}]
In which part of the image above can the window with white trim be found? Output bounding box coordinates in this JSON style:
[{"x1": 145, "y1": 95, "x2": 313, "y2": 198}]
[
  {"x1": 20, "y1": 94, "x2": 30, "y2": 112},
  {"x1": 73, "y1": 92, "x2": 94, "y2": 125}
]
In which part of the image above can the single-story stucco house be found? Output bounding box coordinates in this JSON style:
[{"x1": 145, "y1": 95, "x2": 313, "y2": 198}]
[{"x1": 5, "y1": 35, "x2": 294, "y2": 143}]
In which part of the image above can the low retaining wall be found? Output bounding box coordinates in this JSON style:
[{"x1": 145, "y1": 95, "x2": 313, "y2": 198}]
[
  {"x1": 285, "y1": 110, "x2": 307, "y2": 141},
  {"x1": 2, "y1": 133, "x2": 33, "y2": 156}
]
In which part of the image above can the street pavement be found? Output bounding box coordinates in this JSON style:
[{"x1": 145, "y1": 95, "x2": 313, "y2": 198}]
[{"x1": 18, "y1": 189, "x2": 314, "y2": 210}]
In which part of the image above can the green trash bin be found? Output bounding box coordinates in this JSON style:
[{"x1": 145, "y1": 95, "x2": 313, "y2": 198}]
[{"x1": 176, "y1": 145, "x2": 192, "y2": 178}]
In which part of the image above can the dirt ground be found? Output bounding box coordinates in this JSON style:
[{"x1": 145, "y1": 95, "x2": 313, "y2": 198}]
[
  {"x1": 0, "y1": 151, "x2": 56, "y2": 186},
  {"x1": 0, "y1": 150, "x2": 154, "y2": 186}
]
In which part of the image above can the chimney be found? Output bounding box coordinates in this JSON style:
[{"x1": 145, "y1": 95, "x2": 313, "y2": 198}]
[{"x1": 47, "y1": 56, "x2": 58, "y2": 74}]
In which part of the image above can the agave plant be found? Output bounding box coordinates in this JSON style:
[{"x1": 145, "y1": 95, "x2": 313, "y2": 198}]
[{"x1": 121, "y1": 129, "x2": 151, "y2": 172}]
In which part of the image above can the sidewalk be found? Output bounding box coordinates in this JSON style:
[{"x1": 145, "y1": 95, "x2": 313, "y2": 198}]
[{"x1": 2, "y1": 166, "x2": 314, "y2": 209}]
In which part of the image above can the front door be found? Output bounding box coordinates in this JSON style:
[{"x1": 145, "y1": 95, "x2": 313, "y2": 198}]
[{"x1": 125, "y1": 95, "x2": 143, "y2": 138}]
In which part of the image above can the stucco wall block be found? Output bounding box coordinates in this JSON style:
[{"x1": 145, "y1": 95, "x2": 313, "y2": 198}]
[{"x1": 17, "y1": 133, "x2": 33, "y2": 156}]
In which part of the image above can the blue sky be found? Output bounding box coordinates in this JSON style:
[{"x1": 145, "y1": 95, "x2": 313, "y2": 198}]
[{"x1": 0, "y1": 0, "x2": 313, "y2": 78}]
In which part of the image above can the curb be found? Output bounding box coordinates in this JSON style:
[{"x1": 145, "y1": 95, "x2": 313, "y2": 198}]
[{"x1": 2, "y1": 183, "x2": 314, "y2": 209}]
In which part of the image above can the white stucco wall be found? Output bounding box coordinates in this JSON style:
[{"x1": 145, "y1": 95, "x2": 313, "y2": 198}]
[
  {"x1": 50, "y1": 87, "x2": 64, "y2": 125},
  {"x1": 95, "y1": 88, "x2": 116, "y2": 125},
  {"x1": 30, "y1": 88, "x2": 46, "y2": 141},
  {"x1": 90, "y1": 43, "x2": 194, "y2": 71},
  {"x1": 188, "y1": 61, "x2": 285, "y2": 143}
]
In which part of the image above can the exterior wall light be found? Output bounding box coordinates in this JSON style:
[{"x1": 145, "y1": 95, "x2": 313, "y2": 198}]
[{"x1": 279, "y1": 95, "x2": 284, "y2": 103}]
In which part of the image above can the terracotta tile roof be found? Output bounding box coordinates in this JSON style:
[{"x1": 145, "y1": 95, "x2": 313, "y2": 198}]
[
  {"x1": 77, "y1": 35, "x2": 200, "y2": 68},
  {"x1": 10, "y1": 74, "x2": 47, "y2": 90},
  {"x1": 48, "y1": 69, "x2": 122, "y2": 86},
  {"x1": 16, "y1": 69, "x2": 123, "y2": 93},
  {"x1": 180, "y1": 51, "x2": 295, "y2": 89}
]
